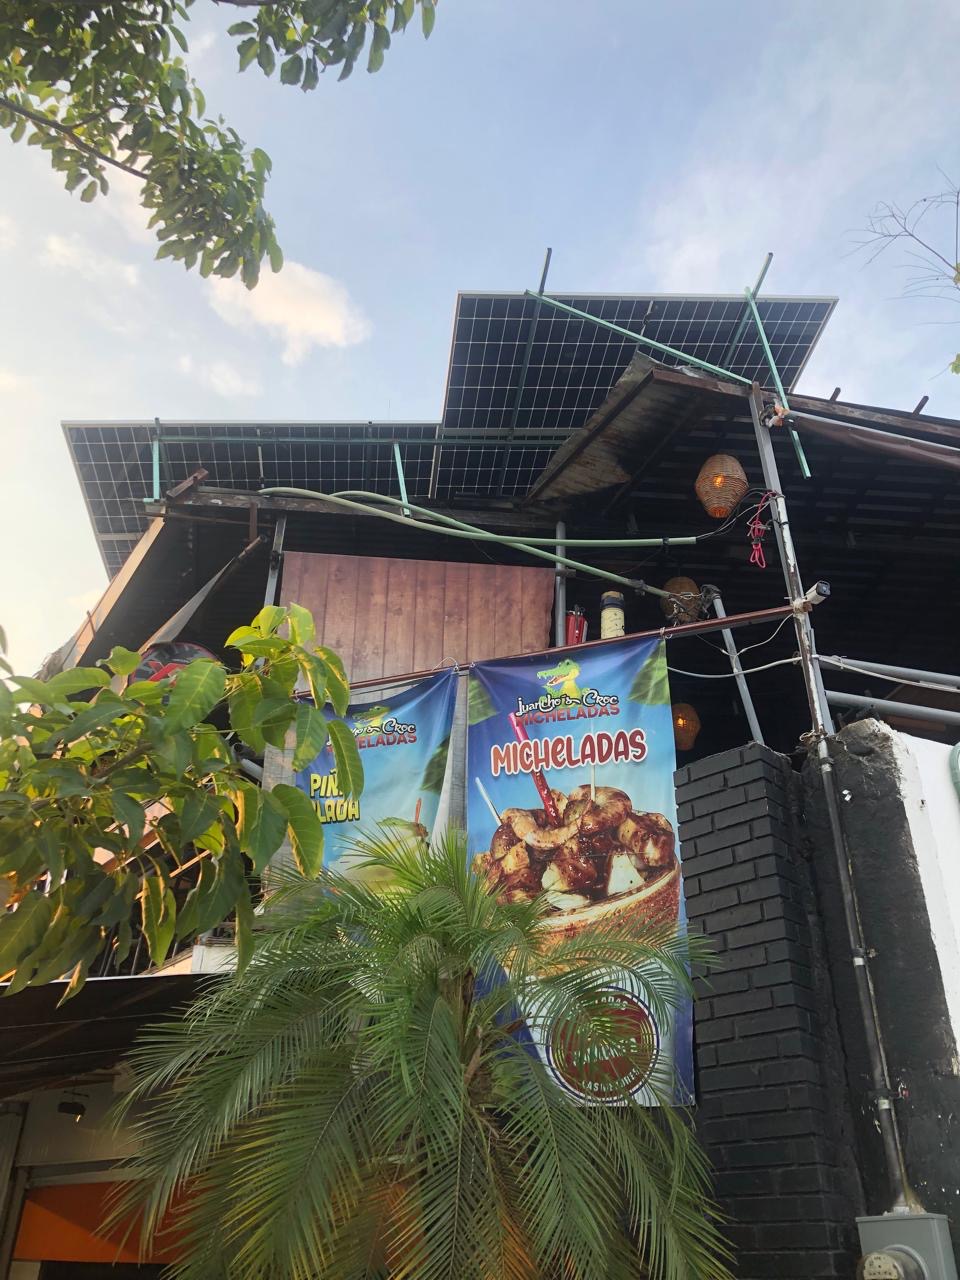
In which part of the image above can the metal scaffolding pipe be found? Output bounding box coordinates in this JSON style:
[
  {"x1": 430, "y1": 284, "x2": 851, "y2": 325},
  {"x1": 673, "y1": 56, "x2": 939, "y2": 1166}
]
[
  {"x1": 710, "y1": 591, "x2": 765, "y2": 744},
  {"x1": 825, "y1": 689, "x2": 960, "y2": 729},
  {"x1": 817, "y1": 655, "x2": 960, "y2": 692},
  {"x1": 554, "y1": 519, "x2": 566, "y2": 649},
  {"x1": 743, "y1": 287, "x2": 811, "y2": 478}
]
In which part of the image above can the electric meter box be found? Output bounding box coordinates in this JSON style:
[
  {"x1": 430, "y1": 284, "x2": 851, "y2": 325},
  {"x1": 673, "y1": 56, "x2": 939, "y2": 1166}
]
[{"x1": 858, "y1": 1214, "x2": 958, "y2": 1280}]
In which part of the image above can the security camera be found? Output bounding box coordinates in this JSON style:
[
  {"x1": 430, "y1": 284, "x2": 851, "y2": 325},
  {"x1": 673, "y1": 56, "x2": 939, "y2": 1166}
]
[{"x1": 803, "y1": 580, "x2": 831, "y2": 606}]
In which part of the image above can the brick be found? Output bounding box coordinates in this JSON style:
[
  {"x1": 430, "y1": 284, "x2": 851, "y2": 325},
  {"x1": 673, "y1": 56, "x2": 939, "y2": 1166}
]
[
  {"x1": 705, "y1": 901, "x2": 764, "y2": 932},
  {"x1": 753, "y1": 959, "x2": 812, "y2": 989},
  {"x1": 676, "y1": 813, "x2": 713, "y2": 840},
  {"x1": 698, "y1": 1116, "x2": 749, "y2": 1145},
  {"x1": 695, "y1": 1017, "x2": 734, "y2": 1045},
  {"x1": 773, "y1": 984, "x2": 818, "y2": 1011},
  {"x1": 690, "y1": 784, "x2": 748, "y2": 817},
  {"x1": 716, "y1": 1035, "x2": 783, "y2": 1066},
  {"x1": 685, "y1": 886, "x2": 740, "y2": 918},
  {"x1": 696, "y1": 1044, "x2": 718, "y2": 1068},
  {"x1": 698, "y1": 860, "x2": 757, "y2": 892},
  {"x1": 777, "y1": 1030, "x2": 821, "y2": 1059},
  {"x1": 699, "y1": 1063, "x2": 762, "y2": 1092},
  {"x1": 760, "y1": 1058, "x2": 821, "y2": 1086},
  {"x1": 681, "y1": 847, "x2": 735, "y2": 877},
  {"x1": 737, "y1": 1007, "x2": 812, "y2": 1037},
  {"x1": 763, "y1": 897, "x2": 808, "y2": 925},
  {"x1": 716, "y1": 943, "x2": 768, "y2": 971},
  {"x1": 747, "y1": 1108, "x2": 821, "y2": 1140},
  {"x1": 677, "y1": 772, "x2": 731, "y2": 801},
  {"x1": 725, "y1": 919, "x2": 802, "y2": 950},
  {"x1": 719, "y1": 1086, "x2": 789, "y2": 1115},
  {"x1": 714, "y1": 797, "x2": 784, "y2": 829},
  {"x1": 721, "y1": 1139, "x2": 804, "y2": 1168},
  {"x1": 712, "y1": 988, "x2": 773, "y2": 1017},
  {"x1": 678, "y1": 747, "x2": 744, "y2": 782},
  {"x1": 744, "y1": 1249, "x2": 850, "y2": 1277},
  {"x1": 765, "y1": 938, "x2": 813, "y2": 967},
  {"x1": 692, "y1": 822, "x2": 753, "y2": 854},
  {"x1": 738, "y1": 875, "x2": 796, "y2": 905},
  {"x1": 787, "y1": 1084, "x2": 828, "y2": 1111},
  {"x1": 694, "y1": 969, "x2": 750, "y2": 997},
  {"x1": 712, "y1": 1168, "x2": 775, "y2": 1197}
]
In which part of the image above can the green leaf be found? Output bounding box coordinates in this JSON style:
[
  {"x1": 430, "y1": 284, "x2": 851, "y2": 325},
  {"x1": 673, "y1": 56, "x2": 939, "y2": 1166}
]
[
  {"x1": 257, "y1": 38, "x2": 276, "y2": 75},
  {"x1": 422, "y1": 0, "x2": 436, "y2": 37},
  {"x1": 80, "y1": 179, "x2": 98, "y2": 203},
  {"x1": 236, "y1": 783, "x2": 288, "y2": 873},
  {"x1": 0, "y1": 893, "x2": 52, "y2": 979},
  {"x1": 286, "y1": 603, "x2": 315, "y2": 648},
  {"x1": 951, "y1": 353, "x2": 960, "y2": 375},
  {"x1": 315, "y1": 646, "x2": 350, "y2": 715},
  {"x1": 272, "y1": 783, "x2": 324, "y2": 878},
  {"x1": 627, "y1": 642, "x2": 670, "y2": 706},
  {"x1": 252, "y1": 605, "x2": 286, "y2": 636},
  {"x1": 43, "y1": 668, "x2": 112, "y2": 699},
  {"x1": 253, "y1": 697, "x2": 296, "y2": 750},
  {"x1": 101, "y1": 646, "x2": 141, "y2": 678},
  {"x1": 179, "y1": 790, "x2": 223, "y2": 843},
  {"x1": 420, "y1": 735, "x2": 449, "y2": 795},
  {"x1": 280, "y1": 54, "x2": 304, "y2": 85},
  {"x1": 467, "y1": 675, "x2": 496, "y2": 725},
  {"x1": 164, "y1": 660, "x2": 226, "y2": 730},
  {"x1": 228, "y1": 680, "x2": 266, "y2": 753},
  {"x1": 302, "y1": 56, "x2": 320, "y2": 91},
  {"x1": 228, "y1": 21, "x2": 256, "y2": 35},
  {"x1": 237, "y1": 36, "x2": 259, "y2": 69},
  {"x1": 235, "y1": 884, "x2": 254, "y2": 971},
  {"x1": 328, "y1": 719, "x2": 363, "y2": 799},
  {"x1": 140, "y1": 876, "x2": 176, "y2": 966},
  {"x1": 43, "y1": 702, "x2": 125, "y2": 749},
  {"x1": 170, "y1": 24, "x2": 188, "y2": 52},
  {"x1": 112, "y1": 791, "x2": 146, "y2": 844},
  {"x1": 293, "y1": 702, "x2": 329, "y2": 769},
  {"x1": 268, "y1": 240, "x2": 284, "y2": 272}
]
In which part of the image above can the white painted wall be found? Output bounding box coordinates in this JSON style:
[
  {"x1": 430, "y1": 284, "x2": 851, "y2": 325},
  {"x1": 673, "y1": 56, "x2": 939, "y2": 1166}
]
[{"x1": 888, "y1": 726, "x2": 960, "y2": 1045}]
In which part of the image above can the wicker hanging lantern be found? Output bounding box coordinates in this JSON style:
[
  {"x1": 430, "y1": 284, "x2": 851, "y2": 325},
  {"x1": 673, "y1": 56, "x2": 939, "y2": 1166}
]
[
  {"x1": 661, "y1": 576, "x2": 703, "y2": 624},
  {"x1": 672, "y1": 703, "x2": 701, "y2": 751},
  {"x1": 695, "y1": 454, "x2": 748, "y2": 519}
]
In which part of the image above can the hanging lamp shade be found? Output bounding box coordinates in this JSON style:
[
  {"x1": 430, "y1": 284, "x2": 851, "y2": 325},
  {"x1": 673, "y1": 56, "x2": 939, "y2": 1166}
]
[
  {"x1": 672, "y1": 703, "x2": 701, "y2": 751},
  {"x1": 695, "y1": 454, "x2": 748, "y2": 519},
  {"x1": 661, "y1": 576, "x2": 702, "y2": 624}
]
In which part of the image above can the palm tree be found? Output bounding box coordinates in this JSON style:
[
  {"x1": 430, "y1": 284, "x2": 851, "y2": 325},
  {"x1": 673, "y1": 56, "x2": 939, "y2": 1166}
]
[{"x1": 112, "y1": 829, "x2": 732, "y2": 1280}]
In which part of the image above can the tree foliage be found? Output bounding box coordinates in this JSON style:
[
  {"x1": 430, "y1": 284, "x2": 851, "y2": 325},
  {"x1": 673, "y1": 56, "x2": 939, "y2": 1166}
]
[
  {"x1": 112, "y1": 830, "x2": 732, "y2": 1280},
  {"x1": 0, "y1": 0, "x2": 438, "y2": 286},
  {"x1": 0, "y1": 604, "x2": 361, "y2": 995}
]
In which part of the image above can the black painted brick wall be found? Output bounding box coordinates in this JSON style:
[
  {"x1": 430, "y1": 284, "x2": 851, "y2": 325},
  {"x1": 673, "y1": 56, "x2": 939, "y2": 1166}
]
[{"x1": 677, "y1": 743, "x2": 862, "y2": 1279}]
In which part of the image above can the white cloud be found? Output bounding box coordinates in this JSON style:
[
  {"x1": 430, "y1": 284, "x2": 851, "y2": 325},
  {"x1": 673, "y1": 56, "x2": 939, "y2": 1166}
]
[
  {"x1": 0, "y1": 368, "x2": 32, "y2": 393},
  {"x1": 207, "y1": 260, "x2": 371, "y2": 365},
  {"x1": 0, "y1": 214, "x2": 18, "y2": 252},
  {"x1": 42, "y1": 232, "x2": 140, "y2": 287},
  {"x1": 177, "y1": 353, "x2": 261, "y2": 399}
]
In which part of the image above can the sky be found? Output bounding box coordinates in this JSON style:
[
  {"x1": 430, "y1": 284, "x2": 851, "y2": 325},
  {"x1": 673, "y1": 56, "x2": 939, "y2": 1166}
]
[{"x1": 2, "y1": 0, "x2": 959, "y2": 673}]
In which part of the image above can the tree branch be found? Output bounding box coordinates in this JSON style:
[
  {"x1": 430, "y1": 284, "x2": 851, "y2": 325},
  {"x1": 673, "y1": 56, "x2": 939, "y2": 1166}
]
[{"x1": 0, "y1": 95, "x2": 149, "y2": 180}]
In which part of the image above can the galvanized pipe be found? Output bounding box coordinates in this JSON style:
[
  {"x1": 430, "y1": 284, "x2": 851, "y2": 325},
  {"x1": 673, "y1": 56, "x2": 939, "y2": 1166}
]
[
  {"x1": 825, "y1": 689, "x2": 960, "y2": 729},
  {"x1": 554, "y1": 520, "x2": 566, "y2": 649},
  {"x1": 743, "y1": 288, "x2": 811, "y2": 478},
  {"x1": 523, "y1": 290, "x2": 752, "y2": 386},
  {"x1": 817, "y1": 656, "x2": 960, "y2": 692},
  {"x1": 710, "y1": 592, "x2": 765, "y2": 744}
]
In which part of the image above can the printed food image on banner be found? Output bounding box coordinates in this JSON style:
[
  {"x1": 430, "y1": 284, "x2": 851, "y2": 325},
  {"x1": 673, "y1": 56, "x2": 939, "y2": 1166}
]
[
  {"x1": 294, "y1": 668, "x2": 457, "y2": 885},
  {"x1": 467, "y1": 640, "x2": 692, "y2": 1105}
]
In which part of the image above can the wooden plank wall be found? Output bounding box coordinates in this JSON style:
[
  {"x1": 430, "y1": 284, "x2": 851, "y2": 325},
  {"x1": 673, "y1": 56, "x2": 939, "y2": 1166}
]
[{"x1": 280, "y1": 552, "x2": 555, "y2": 683}]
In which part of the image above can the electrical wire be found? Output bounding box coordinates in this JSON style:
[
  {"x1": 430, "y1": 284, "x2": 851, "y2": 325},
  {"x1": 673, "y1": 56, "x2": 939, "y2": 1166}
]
[
  {"x1": 735, "y1": 613, "x2": 792, "y2": 656},
  {"x1": 667, "y1": 656, "x2": 801, "y2": 679}
]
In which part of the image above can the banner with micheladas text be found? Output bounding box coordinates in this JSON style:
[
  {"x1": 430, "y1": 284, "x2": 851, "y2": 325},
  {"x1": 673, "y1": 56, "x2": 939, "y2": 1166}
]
[
  {"x1": 466, "y1": 637, "x2": 692, "y2": 1106},
  {"x1": 293, "y1": 669, "x2": 458, "y2": 882}
]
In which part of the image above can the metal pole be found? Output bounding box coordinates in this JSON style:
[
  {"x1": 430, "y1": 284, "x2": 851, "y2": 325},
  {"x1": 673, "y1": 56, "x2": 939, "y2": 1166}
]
[
  {"x1": 523, "y1": 291, "x2": 752, "y2": 386},
  {"x1": 824, "y1": 689, "x2": 960, "y2": 729},
  {"x1": 743, "y1": 288, "x2": 811, "y2": 478},
  {"x1": 748, "y1": 386, "x2": 834, "y2": 734},
  {"x1": 496, "y1": 248, "x2": 553, "y2": 496},
  {"x1": 392, "y1": 441, "x2": 411, "y2": 517},
  {"x1": 709, "y1": 591, "x2": 765, "y2": 743},
  {"x1": 817, "y1": 656, "x2": 960, "y2": 692},
  {"x1": 149, "y1": 418, "x2": 161, "y2": 503},
  {"x1": 749, "y1": 382, "x2": 918, "y2": 1213},
  {"x1": 721, "y1": 252, "x2": 773, "y2": 368},
  {"x1": 554, "y1": 520, "x2": 566, "y2": 648},
  {"x1": 263, "y1": 514, "x2": 287, "y2": 609}
]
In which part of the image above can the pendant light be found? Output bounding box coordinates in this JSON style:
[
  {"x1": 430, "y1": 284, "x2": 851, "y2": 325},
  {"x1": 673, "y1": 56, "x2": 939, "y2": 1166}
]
[
  {"x1": 672, "y1": 703, "x2": 701, "y2": 751},
  {"x1": 661, "y1": 577, "x2": 703, "y2": 625},
  {"x1": 695, "y1": 454, "x2": 748, "y2": 519}
]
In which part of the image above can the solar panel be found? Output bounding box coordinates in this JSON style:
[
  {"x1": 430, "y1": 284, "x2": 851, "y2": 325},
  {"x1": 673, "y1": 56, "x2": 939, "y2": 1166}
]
[
  {"x1": 64, "y1": 291, "x2": 836, "y2": 575},
  {"x1": 432, "y1": 293, "x2": 836, "y2": 500}
]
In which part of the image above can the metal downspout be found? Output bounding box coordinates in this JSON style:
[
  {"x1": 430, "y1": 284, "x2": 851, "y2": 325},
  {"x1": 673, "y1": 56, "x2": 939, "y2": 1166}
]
[{"x1": 554, "y1": 520, "x2": 566, "y2": 648}]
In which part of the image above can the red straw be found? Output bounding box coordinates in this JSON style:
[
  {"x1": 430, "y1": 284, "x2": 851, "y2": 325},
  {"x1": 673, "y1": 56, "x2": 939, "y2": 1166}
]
[{"x1": 508, "y1": 712, "x2": 561, "y2": 826}]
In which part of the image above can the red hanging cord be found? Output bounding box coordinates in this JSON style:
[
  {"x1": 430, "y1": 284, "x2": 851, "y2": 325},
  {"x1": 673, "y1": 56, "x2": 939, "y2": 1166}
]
[{"x1": 747, "y1": 492, "x2": 777, "y2": 569}]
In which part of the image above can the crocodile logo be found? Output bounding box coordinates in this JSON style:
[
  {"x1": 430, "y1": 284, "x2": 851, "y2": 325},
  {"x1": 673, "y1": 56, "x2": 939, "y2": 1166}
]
[
  {"x1": 537, "y1": 658, "x2": 584, "y2": 700},
  {"x1": 353, "y1": 704, "x2": 391, "y2": 735}
]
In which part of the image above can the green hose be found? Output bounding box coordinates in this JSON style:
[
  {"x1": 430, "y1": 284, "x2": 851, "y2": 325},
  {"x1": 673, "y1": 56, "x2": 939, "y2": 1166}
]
[
  {"x1": 258, "y1": 486, "x2": 672, "y2": 599},
  {"x1": 330, "y1": 490, "x2": 699, "y2": 550}
]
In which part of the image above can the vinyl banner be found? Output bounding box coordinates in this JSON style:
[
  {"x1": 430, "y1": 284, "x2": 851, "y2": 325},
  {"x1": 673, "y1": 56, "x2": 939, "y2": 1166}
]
[
  {"x1": 294, "y1": 669, "x2": 458, "y2": 876},
  {"x1": 467, "y1": 639, "x2": 692, "y2": 1104}
]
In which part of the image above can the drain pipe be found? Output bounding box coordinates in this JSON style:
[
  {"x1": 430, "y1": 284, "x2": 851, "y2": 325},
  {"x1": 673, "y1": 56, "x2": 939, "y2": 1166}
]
[
  {"x1": 554, "y1": 521, "x2": 566, "y2": 648},
  {"x1": 748, "y1": 384, "x2": 916, "y2": 1214}
]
